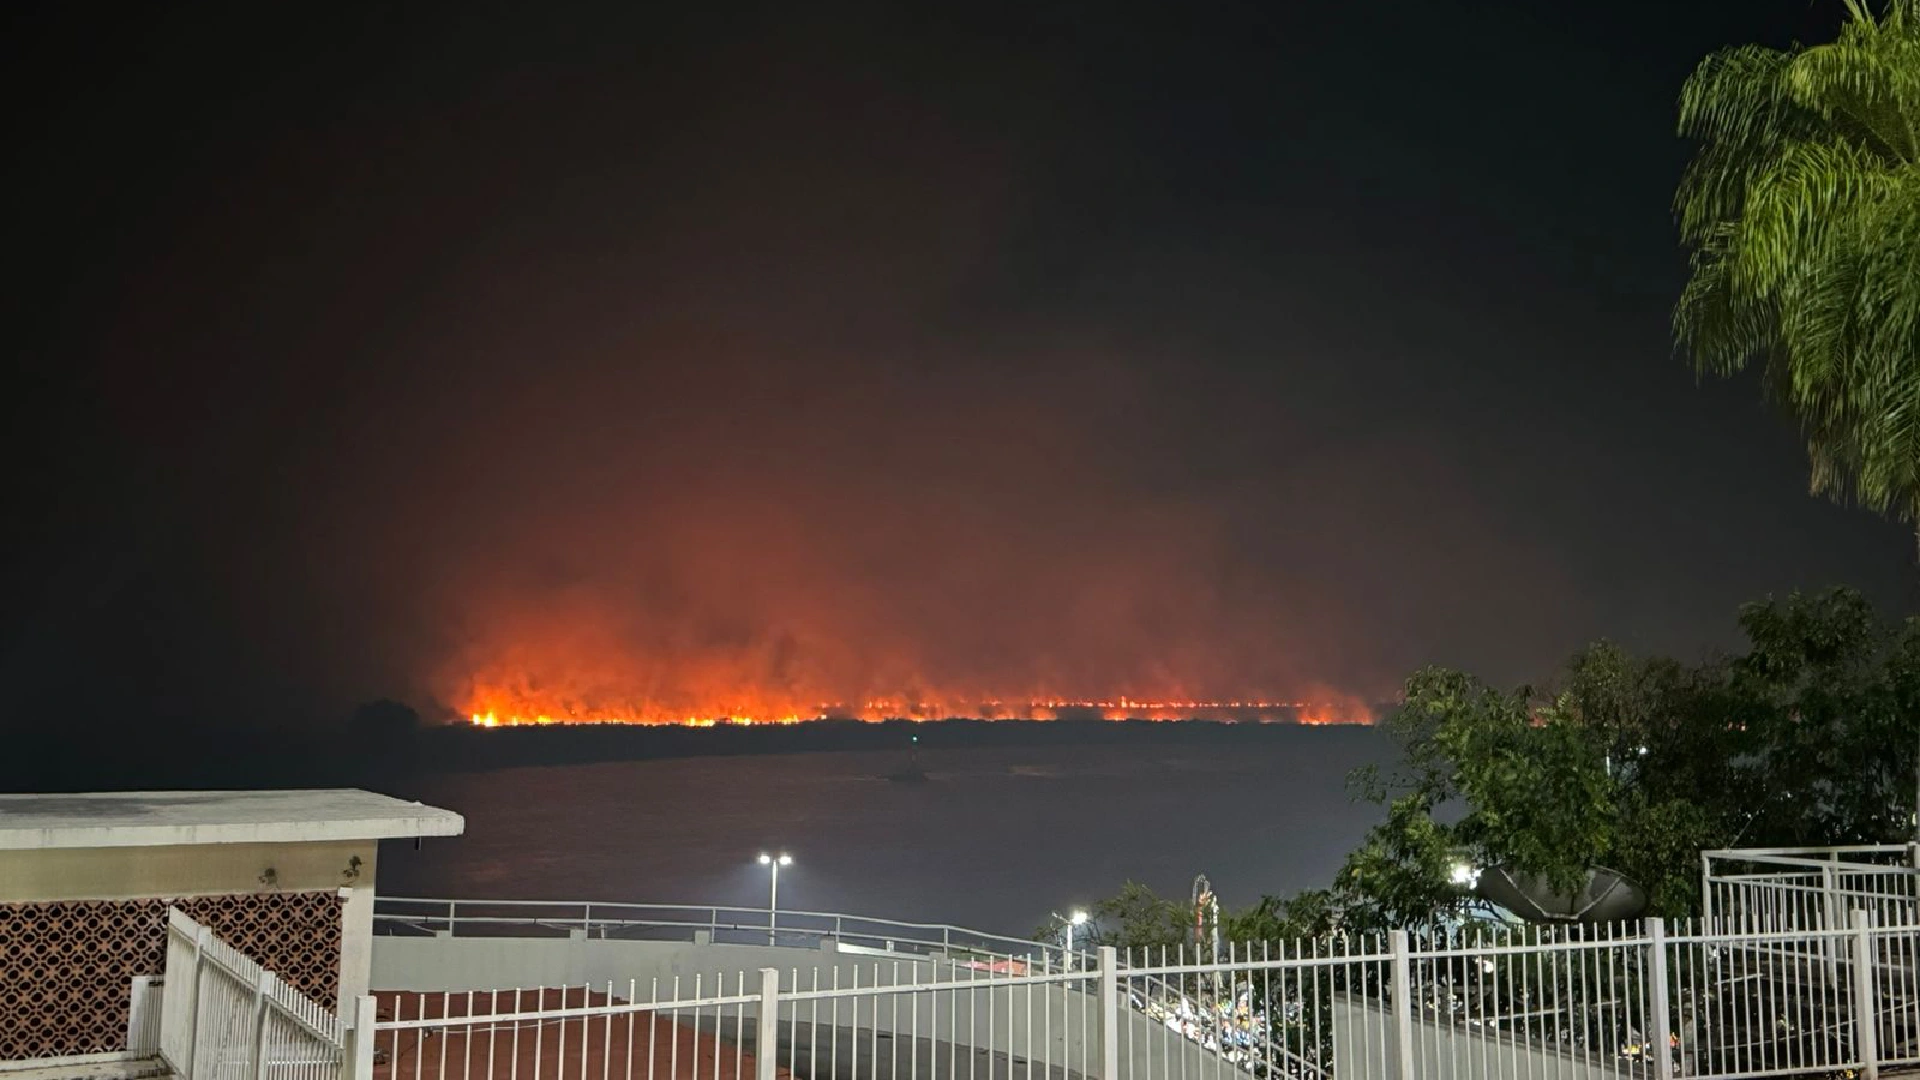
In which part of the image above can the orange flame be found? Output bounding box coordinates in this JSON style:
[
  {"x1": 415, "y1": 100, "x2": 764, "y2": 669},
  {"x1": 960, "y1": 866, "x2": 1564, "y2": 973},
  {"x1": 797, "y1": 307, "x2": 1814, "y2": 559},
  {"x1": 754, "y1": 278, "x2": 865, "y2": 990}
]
[{"x1": 460, "y1": 688, "x2": 1377, "y2": 728}]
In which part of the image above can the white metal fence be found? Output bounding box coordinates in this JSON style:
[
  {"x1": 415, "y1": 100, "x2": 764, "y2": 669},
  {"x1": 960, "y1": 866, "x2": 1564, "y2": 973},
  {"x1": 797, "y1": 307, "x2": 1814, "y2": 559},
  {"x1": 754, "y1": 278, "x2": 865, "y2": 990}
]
[
  {"x1": 1702, "y1": 845, "x2": 1920, "y2": 934},
  {"x1": 159, "y1": 908, "x2": 346, "y2": 1080},
  {"x1": 360, "y1": 912, "x2": 1920, "y2": 1080}
]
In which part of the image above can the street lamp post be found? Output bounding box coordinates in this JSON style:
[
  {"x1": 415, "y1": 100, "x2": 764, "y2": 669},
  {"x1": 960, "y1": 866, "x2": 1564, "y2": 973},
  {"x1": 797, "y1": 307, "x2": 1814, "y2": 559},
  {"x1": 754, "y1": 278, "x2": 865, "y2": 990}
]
[
  {"x1": 1052, "y1": 909, "x2": 1089, "y2": 971},
  {"x1": 758, "y1": 853, "x2": 792, "y2": 945}
]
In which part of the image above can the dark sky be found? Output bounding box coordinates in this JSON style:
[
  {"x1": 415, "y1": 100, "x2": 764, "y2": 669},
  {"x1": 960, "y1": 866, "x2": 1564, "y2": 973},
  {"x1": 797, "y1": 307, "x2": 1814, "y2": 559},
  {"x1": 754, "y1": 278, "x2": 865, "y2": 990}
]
[{"x1": 4, "y1": 1, "x2": 1910, "y2": 732}]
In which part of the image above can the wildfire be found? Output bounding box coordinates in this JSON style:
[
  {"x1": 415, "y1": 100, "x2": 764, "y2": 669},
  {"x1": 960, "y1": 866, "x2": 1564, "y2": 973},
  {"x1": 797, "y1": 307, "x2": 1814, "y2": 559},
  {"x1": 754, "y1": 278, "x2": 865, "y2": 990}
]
[{"x1": 462, "y1": 693, "x2": 1376, "y2": 728}]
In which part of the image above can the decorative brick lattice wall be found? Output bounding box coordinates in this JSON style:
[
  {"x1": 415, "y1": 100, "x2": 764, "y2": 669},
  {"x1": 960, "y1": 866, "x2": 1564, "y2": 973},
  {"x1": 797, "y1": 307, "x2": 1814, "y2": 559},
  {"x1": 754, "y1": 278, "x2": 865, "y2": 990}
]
[{"x1": 0, "y1": 891, "x2": 344, "y2": 1060}]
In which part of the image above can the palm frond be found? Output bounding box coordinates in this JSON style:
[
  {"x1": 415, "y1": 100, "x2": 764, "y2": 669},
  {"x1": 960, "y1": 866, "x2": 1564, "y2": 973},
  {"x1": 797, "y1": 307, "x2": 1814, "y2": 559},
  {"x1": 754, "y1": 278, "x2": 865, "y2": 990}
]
[{"x1": 1675, "y1": 0, "x2": 1920, "y2": 525}]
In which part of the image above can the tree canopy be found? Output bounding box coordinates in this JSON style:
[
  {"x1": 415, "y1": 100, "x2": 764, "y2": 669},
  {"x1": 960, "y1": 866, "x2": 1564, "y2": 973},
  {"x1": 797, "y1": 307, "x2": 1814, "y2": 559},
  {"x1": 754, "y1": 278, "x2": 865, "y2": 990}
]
[
  {"x1": 1351, "y1": 588, "x2": 1920, "y2": 925},
  {"x1": 1675, "y1": 0, "x2": 1920, "y2": 537},
  {"x1": 1074, "y1": 589, "x2": 1920, "y2": 943}
]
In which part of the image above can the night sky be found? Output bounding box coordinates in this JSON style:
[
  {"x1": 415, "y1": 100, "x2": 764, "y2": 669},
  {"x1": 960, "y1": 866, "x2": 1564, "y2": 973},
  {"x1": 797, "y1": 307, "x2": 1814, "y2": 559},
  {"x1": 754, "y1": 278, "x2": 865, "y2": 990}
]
[{"x1": 4, "y1": 1, "x2": 1910, "y2": 734}]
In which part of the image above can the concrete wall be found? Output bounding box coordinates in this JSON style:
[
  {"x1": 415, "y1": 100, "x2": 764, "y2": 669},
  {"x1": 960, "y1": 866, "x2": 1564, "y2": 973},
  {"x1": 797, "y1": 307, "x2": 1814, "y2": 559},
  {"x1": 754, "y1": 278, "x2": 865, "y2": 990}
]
[
  {"x1": 0, "y1": 840, "x2": 373, "y2": 902},
  {"x1": 374, "y1": 936, "x2": 1243, "y2": 1080},
  {"x1": 1331, "y1": 995, "x2": 1636, "y2": 1080}
]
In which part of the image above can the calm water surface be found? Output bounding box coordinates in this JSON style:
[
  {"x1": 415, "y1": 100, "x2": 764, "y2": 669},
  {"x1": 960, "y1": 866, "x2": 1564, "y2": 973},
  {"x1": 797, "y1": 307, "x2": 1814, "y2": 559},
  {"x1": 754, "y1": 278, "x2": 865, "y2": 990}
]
[{"x1": 378, "y1": 730, "x2": 1394, "y2": 938}]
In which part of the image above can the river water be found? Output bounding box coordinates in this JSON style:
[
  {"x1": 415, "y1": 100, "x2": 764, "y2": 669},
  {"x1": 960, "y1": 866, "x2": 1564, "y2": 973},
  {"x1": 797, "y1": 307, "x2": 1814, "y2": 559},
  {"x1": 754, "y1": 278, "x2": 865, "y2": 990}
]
[{"x1": 377, "y1": 726, "x2": 1395, "y2": 938}]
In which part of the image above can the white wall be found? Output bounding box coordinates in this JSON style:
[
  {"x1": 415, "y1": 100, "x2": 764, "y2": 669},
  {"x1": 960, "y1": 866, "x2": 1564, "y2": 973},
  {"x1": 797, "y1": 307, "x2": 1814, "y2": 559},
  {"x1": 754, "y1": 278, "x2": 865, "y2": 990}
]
[{"x1": 1331, "y1": 994, "x2": 1635, "y2": 1080}]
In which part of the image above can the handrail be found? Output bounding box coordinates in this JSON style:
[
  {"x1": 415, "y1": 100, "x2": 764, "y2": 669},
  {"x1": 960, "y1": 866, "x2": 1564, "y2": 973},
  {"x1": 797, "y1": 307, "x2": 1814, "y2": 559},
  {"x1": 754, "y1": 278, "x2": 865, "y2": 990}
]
[
  {"x1": 373, "y1": 894, "x2": 1055, "y2": 958},
  {"x1": 1705, "y1": 844, "x2": 1909, "y2": 856},
  {"x1": 1703, "y1": 846, "x2": 1912, "y2": 869},
  {"x1": 1704, "y1": 854, "x2": 1910, "y2": 865},
  {"x1": 378, "y1": 895, "x2": 1045, "y2": 941}
]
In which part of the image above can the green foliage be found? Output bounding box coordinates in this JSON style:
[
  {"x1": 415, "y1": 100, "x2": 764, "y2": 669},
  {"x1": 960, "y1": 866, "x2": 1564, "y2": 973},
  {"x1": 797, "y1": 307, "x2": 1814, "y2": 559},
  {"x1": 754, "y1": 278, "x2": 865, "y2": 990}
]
[
  {"x1": 1733, "y1": 588, "x2": 1920, "y2": 843},
  {"x1": 1071, "y1": 880, "x2": 1191, "y2": 952},
  {"x1": 1224, "y1": 888, "x2": 1342, "y2": 942},
  {"x1": 1077, "y1": 590, "x2": 1920, "y2": 936},
  {"x1": 1061, "y1": 882, "x2": 1346, "y2": 957},
  {"x1": 1675, "y1": 0, "x2": 1920, "y2": 532},
  {"x1": 1331, "y1": 795, "x2": 1468, "y2": 932},
  {"x1": 1338, "y1": 587, "x2": 1920, "y2": 927}
]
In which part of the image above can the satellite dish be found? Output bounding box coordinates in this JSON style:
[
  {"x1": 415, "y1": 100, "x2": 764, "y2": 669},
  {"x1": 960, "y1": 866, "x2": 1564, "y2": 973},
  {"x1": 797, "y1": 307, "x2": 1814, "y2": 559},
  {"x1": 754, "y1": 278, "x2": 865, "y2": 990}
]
[{"x1": 1476, "y1": 865, "x2": 1648, "y2": 923}]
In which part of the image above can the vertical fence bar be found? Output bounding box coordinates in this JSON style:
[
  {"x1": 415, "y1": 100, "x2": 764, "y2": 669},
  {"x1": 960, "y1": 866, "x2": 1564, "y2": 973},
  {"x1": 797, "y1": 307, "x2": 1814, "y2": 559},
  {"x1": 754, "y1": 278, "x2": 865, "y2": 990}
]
[
  {"x1": 1824, "y1": 864, "x2": 1844, "y2": 984},
  {"x1": 1701, "y1": 854, "x2": 1715, "y2": 927},
  {"x1": 1098, "y1": 947, "x2": 1120, "y2": 1080},
  {"x1": 755, "y1": 968, "x2": 780, "y2": 1080},
  {"x1": 251, "y1": 969, "x2": 273, "y2": 1080},
  {"x1": 1854, "y1": 910, "x2": 1881, "y2": 1080},
  {"x1": 342, "y1": 996, "x2": 376, "y2": 1080},
  {"x1": 128, "y1": 974, "x2": 158, "y2": 1054},
  {"x1": 187, "y1": 924, "x2": 212, "y2": 1080},
  {"x1": 1646, "y1": 918, "x2": 1672, "y2": 1080},
  {"x1": 1389, "y1": 929, "x2": 1414, "y2": 1080}
]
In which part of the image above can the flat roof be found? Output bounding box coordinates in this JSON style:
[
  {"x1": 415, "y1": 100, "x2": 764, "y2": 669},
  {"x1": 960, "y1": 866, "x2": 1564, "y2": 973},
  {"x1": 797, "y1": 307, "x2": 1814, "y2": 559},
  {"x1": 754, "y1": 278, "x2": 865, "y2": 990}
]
[{"x1": 0, "y1": 789, "x2": 465, "y2": 850}]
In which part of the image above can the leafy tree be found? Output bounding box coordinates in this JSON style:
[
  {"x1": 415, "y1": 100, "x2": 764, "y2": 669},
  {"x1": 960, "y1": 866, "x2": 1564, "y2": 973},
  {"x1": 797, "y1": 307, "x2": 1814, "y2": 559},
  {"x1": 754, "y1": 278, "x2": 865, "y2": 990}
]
[
  {"x1": 1329, "y1": 794, "x2": 1472, "y2": 932},
  {"x1": 1076, "y1": 591, "x2": 1919, "y2": 933},
  {"x1": 1224, "y1": 888, "x2": 1343, "y2": 942},
  {"x1": 1674, "y1": 0, "x2": 1920, "y2": 545},
  {"x1": 1733, "y1": 587, "x2": 1920, "y2": 843},
  {"x1": 1044, "y1": 880, "x2": 1190, "y2": 953},
  {"x1": 1063, "y1": 881, "x2": 1347, "y2": 952},
  {"x1": 1339, "y1": 588, "x2": 1920, "y2": 925}
]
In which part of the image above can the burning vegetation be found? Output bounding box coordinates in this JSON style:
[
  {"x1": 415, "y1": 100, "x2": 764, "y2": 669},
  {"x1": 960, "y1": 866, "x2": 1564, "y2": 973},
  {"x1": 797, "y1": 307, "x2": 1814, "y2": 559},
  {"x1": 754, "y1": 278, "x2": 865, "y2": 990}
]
[{"x1": 461, "y1": 691, "x2": 1376, "y2": 728}]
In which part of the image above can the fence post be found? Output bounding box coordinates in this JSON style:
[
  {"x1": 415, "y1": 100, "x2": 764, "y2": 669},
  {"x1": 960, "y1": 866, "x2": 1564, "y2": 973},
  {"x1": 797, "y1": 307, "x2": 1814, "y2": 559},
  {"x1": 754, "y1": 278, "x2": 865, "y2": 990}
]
[
  {"x1": 128, "y1": 975, "x2": 150, "y2": 1053},
  {"x1": 340, "y1": 995, "x2": 377, "y2": 1080},
  {"x1": 182, "y1": 923, "x2": 212, "y2": 1080},
  {"x1": 756, "y1": 967, "x2": 781, "y2": 1080},
  {"x1": 1852, "y1": 909, "x2": 1880, "y2": 1080},
  {"x1": 1700, "y1": 853, "x2": 1714, "y2": 927},
  {"x1": 1647, "y1": 917, "x2": 1673, "y2": 1080},
  {"x1": 251, "y1": 969, "x2": 273, "y2": 1080},
  {"x1": 1098, "y1": 946, "x2": 1120, "y2": 1080},
  {"x1": 1389, "y1": 929, "x2": 1416, "y2": 1080},
  {"x1": 1823, "y1": 864, "x2": 1843, "y2": 982}
]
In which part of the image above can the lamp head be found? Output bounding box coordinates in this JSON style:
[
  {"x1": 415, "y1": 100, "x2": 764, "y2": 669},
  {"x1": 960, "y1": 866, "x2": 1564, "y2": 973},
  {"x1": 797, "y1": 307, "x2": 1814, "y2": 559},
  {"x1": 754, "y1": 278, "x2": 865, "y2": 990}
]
[
  {"x1": 1069, "y1": 909, "x2": 1089, "y2": 926},
  {"x1": 757, "y1": 853, "x2": 772, "y2": 865},
  {"x1": 777, "y1": 853, "x2": 794, "y2": 866}
]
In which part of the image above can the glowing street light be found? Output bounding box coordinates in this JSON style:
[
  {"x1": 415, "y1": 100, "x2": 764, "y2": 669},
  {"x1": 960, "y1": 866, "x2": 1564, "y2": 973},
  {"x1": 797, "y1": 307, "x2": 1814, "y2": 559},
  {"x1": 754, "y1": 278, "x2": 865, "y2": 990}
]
[
  {"x1": 758, "y1": 852, "x2": 793, "y2": 945},
  {"x1": 1052, "y1": 908, "x2": 1090, "y2": 970}
]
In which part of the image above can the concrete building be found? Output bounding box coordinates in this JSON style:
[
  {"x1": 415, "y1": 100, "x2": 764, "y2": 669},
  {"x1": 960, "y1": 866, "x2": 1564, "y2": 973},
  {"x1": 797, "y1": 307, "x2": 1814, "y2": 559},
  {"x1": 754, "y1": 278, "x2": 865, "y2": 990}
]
[{"x1": 0, "y1": 788, "x2": 462, "y2": 1062}]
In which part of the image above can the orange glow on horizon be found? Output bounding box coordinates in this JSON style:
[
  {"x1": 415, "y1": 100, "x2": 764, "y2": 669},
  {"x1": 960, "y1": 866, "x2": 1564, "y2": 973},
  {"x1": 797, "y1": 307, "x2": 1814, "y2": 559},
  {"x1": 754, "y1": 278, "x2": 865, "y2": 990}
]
[{"x1": 461, "y1": 691, "x2": 1377, "y2": 728}]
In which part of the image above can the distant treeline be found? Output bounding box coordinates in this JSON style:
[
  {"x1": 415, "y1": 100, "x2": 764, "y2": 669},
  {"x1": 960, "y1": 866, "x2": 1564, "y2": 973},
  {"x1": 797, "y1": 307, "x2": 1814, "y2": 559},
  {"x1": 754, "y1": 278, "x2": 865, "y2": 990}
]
[{"x1": 0, "y1": 709, "x2": 1391, "y2": 794}]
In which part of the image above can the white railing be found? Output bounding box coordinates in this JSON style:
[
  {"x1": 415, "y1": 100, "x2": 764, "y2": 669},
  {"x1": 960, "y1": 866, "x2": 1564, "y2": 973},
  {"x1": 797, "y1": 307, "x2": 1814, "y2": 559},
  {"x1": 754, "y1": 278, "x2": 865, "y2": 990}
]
[
  {"x1": 1703, "y1": 846, "x2": 1919, "y2": 922},
  {"x1": 374, "y1": 896, "x2": 1055, "y2": 961},
  {"x1": 372, "y1": 960, "x2": 1113, "y2": 1080},
  {"x1": 159, "y1": 908, "x2": 346, "y2": 1080},
  {"x1": 359, "y1": 912, "x2": 1920, "y2": 1080},
  {"x1": 1702, "y1": 846, "x2": 1920, "y2": 953}
]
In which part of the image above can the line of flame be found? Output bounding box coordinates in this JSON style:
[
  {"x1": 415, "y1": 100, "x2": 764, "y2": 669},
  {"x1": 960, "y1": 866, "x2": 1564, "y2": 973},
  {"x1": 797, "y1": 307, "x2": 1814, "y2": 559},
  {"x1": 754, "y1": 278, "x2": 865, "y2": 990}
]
[{"x1": 464, "y1": 697, "x2": 1374, "y2": 728}]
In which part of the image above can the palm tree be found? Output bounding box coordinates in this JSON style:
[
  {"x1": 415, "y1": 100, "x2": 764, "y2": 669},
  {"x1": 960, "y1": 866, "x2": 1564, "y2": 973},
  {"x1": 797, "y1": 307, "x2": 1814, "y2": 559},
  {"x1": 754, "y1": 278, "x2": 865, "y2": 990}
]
[{"x1": 1675, "y1": 0, "x2": 1920, "y2": 552}]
